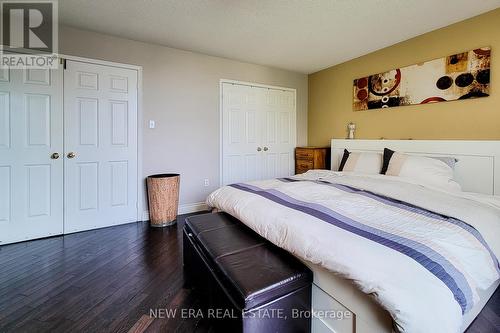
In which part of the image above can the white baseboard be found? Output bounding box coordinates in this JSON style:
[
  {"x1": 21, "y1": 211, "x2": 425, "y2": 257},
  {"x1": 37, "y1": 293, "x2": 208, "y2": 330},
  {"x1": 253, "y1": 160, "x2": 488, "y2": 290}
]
[
  {"x1": 179, "y1": 202, "x2": 210, "y2": 214},
  {"x1": 142, "y1": 201, "x2": 209, "y2": 221},
  {"x1": 142, "y1": 210, "x2": 150, "y2": 221}
]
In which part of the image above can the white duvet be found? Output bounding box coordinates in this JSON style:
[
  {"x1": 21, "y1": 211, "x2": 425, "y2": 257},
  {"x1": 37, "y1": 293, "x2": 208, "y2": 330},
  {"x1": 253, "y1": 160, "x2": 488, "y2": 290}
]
[{"x1": 206, "y1": 170, "x2": 500, "y2": 333}]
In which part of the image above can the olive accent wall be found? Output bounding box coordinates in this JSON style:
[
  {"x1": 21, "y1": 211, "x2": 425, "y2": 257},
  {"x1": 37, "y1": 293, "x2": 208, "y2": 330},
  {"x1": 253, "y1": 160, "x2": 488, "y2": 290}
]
[{"x1": 308, "y1": 8, "x2": 500, "y2": 146}]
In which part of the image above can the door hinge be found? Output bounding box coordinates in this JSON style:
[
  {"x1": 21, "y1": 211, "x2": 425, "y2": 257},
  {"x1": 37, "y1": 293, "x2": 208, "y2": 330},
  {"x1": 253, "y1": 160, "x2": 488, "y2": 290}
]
[{"x1": 60, "y1": 58, "x2": 66, "y2": 70}]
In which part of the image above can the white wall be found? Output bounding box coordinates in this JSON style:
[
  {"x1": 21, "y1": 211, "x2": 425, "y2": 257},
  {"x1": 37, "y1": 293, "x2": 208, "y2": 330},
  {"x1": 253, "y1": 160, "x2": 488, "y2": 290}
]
[{"x1": 59, "y1": 26, "x2": 308, "y2": 213}]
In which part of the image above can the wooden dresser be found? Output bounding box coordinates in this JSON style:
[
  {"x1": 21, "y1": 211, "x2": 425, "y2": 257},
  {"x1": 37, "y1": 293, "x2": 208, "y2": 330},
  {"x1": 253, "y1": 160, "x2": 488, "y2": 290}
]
[{"x1": 295, "y1": 147, "x2": 330, "y2": 174}]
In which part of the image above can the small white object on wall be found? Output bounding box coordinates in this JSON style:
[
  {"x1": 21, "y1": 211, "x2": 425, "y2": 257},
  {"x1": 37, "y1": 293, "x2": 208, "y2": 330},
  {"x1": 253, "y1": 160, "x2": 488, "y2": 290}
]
[
  {"x1": 347, "y1": 122, "x2": 356, "y2": 139},
  {"x1": 149, "y1": 120, "x2": 155, "y2": 129}
]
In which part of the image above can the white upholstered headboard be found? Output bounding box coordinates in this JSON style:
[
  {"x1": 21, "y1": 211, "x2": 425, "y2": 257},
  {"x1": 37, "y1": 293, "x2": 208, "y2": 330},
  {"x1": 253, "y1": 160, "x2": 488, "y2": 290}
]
[{"x1": 331, "y1": 139, "x2": 500, "y2": 195}]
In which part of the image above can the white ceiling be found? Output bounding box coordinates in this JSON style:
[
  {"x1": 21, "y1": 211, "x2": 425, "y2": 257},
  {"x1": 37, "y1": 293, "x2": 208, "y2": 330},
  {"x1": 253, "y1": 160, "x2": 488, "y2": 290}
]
[{"x1": 59, "y1": 0, "x2": 500, "y2": 74}]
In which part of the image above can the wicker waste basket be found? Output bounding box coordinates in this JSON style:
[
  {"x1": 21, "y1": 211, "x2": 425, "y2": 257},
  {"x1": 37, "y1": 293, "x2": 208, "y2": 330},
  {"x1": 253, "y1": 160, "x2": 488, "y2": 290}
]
[{"x1": 147, "y1": 173, "x2": 180, "y2": 227}]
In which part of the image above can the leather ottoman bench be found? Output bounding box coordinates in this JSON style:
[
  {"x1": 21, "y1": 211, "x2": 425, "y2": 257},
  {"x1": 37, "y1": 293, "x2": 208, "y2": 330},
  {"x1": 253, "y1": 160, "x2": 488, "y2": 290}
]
[{"x1": 183, "y1": 212, "x2": 313, "y2": 333}]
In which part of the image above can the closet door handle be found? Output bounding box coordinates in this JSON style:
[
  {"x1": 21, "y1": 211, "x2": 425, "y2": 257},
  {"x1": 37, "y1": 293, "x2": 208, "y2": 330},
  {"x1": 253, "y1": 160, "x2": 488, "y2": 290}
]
[
  {"x1": 257, "y1": 147, "x2": 262, "y2": 152},
  {"x1": 50, "y1": 153, "x2": 60, "y2": 160},
  {"x1": 67, "y1": 152, "x2": 76, "y2": 159},
  {"x1": 263, "y1": 147, "x2": 269, "y2": 151}
]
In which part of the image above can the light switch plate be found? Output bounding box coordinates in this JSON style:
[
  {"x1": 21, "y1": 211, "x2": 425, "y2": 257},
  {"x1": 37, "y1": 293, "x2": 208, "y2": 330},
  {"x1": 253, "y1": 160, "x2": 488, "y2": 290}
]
[{"x1": 149, "y1": 120, "x2": 155, "y2": 129}]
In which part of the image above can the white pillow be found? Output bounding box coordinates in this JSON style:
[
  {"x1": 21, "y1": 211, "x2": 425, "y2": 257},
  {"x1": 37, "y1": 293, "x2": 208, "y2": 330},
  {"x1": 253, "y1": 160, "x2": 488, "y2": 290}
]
[
  {"x1": 339, "y1": 150, "x2": 382, "y2": 174},
  {"x1": 385, "y1": 152, "x2": 461, "y2": 192}
]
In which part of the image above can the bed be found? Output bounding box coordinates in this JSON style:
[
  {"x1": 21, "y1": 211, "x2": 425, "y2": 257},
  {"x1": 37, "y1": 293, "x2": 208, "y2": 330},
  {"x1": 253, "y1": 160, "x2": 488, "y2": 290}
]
[{"x1": 207, "y1": 139, "x2": 500, "y2": 333}]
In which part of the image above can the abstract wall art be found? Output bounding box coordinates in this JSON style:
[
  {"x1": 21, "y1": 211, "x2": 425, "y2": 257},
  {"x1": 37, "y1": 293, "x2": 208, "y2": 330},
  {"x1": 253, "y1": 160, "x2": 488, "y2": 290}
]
[{"x1": 353, "y1": 47, "x2": 491, "y2": 111}]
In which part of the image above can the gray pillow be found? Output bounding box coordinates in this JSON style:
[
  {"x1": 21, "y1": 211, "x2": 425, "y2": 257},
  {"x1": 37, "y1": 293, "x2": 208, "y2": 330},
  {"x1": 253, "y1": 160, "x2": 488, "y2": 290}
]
[{"x1": 429, "y1": 156, "x2": 459, "y2": 169}]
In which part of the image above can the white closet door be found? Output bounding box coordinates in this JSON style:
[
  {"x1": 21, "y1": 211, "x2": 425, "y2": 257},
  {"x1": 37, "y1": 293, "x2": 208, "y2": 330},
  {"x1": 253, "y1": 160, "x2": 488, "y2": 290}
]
[
  {"x1": 222, "y1": 83, "x2": 264, "y2": 185},
  {"x1": 221, "y1": 82, "x2": 296, "y2": 185},
  {"x1": 63, "y1": 60, "x2": 138, "y2": 233},
  {"x1": 261, "y1": 88, "x2": 296, "y2": 179},
  {"x1": 0, "y1": 67, "x2": 64, "y2": 245}
]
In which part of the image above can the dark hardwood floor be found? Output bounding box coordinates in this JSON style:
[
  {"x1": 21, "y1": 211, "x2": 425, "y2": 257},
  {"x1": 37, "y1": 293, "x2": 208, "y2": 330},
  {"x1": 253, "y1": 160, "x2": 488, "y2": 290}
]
[
  {"x1": 0, "y1": 212, "x2": 213, "y2": 333},
  {"x1": 0, "y1": 213, "x2": 498, "y2": 333}
]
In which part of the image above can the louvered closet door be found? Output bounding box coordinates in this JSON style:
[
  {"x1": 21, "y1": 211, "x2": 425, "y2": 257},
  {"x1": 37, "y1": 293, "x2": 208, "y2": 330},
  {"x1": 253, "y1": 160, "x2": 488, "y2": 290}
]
[
  {"x1": 63, "y1": 60, "x2": 138, "y2": 233},
  {"x1": 0, "y1": 67, "x2": 64, "y2": 245}
]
